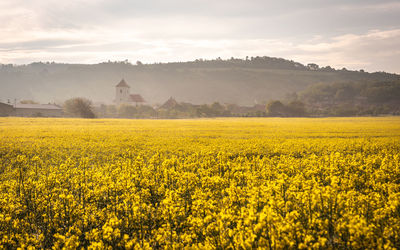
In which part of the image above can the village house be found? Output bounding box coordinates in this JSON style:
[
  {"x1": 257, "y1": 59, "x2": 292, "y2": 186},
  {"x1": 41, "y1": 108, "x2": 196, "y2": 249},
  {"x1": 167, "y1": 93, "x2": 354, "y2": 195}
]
[{"x1": 159, "y1": 97, "x2": 178, "y2": 109}]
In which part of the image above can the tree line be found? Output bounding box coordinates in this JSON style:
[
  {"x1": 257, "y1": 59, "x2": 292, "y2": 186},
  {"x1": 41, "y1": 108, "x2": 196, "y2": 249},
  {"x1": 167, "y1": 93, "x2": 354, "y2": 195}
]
[{"x1": 55, "y1": 79, "x2": 400, "y2": 118}]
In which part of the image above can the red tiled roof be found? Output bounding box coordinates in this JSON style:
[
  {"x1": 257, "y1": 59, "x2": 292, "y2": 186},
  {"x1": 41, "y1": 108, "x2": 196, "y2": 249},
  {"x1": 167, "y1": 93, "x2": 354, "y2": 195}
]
[
  {"x1": 130, "y1": 94, "x2": 145, "y2": 103},
  {"x1": 116, "y1": 79, "x2": 130, "y2": 88},
  {"x1": 160, "y1": 97, "x2": 178, "y2": 109}
]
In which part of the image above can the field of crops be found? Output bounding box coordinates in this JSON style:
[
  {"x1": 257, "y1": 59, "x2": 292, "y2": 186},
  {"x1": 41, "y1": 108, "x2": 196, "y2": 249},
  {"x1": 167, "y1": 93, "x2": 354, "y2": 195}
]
[{"x1": 0, "y1": 117, "x2": 399, "y2": 249}]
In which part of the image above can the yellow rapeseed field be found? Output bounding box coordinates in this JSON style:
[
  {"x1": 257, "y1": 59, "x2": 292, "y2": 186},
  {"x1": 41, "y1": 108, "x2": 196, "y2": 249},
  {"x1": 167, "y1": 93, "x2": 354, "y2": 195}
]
[{"x1": 0, "y1": 117, "x2": 400, "y2": 249}]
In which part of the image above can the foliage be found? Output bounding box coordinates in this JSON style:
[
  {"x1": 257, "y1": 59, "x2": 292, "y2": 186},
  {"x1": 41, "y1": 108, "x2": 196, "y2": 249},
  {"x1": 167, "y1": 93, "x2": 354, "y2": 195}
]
[
  {"x1": 117, "y1": 104, "x2": 137, "y2": 118},
  {"x1": 117, "y1": 105, "x2": 157, "y2": 118},
  {"x1": 2, "y1": 58, "x2": 399, "y2": 106},
  {"x1": 266, "y1": 100, "x2": 286, "y2": 116},
  {"x1": 266, "y1": 100, "x2": 307, "y2": 117},
  {"x1": 286, "y1": 101, "x2": 307, "y2": 116},
  {"x1": 64, "y1": 97, "x2": 96, "y2": 118},
  {"x1": 299, "y1": 81, "x2": 400, "y2": 116},
  {"x1": 1, "y1": 117, "x2": 400, "y2": 248},
  {"x1": 97, "y1": 102, "x2": 267, "y2": 119}
]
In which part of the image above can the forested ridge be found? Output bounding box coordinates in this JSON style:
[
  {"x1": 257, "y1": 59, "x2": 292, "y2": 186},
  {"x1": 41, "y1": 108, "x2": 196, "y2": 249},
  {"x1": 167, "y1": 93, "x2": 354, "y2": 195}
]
[{"x1": 1, "y1": 56, "x2": 399, "y2": 106}]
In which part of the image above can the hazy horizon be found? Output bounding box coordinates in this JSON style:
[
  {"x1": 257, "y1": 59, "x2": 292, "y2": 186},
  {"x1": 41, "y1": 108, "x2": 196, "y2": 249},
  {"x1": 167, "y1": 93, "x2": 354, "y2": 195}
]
[
  {"x1": 2, "y1": 56, "x2": 399, "y2": 75},
  {"x1": 1, "y1": 0, "x2": 400, "y2": 73}
]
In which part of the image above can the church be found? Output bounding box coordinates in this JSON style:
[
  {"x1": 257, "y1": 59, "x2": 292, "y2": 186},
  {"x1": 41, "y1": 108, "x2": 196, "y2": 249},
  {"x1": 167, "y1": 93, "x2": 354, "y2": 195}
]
[{"x1": 114, "y1": 79, "x2": 145, "y2": 106}]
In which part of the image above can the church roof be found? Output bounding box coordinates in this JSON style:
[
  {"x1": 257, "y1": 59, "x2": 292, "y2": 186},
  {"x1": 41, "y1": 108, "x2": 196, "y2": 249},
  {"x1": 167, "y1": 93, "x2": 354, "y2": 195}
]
[
  {"x1": 130, "y1": 94, "x2": 145, "y2": 103},
  {"x1": 116, "y1": 79, "x2": 130, "y2": 88}
]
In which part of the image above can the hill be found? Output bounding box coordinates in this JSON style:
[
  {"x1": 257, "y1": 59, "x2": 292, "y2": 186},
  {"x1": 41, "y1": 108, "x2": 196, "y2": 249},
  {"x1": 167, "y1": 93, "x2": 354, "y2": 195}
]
[{"x1": 1, "y1": 57, "x2": 399, "y2": 105}]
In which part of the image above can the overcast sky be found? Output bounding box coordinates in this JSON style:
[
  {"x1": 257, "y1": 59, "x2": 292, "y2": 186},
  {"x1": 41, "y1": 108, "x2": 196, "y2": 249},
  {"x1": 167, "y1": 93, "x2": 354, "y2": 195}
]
[{"x1": 0, "y1": 0, "x2": 399, "y2": 73}]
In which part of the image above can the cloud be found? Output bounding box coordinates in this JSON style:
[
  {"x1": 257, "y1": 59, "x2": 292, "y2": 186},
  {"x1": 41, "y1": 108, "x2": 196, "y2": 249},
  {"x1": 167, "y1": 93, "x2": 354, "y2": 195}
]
[
  {"x1": 0, "y1": 1, "x2": 399, "y2": 73},
  {"x1": 1, "y1": 0, "x2": 399, "y2": 39},
  {"x1": 338, "y1": 1, "x2": 400, "y2": 11},
  {"x1": 293, "y1": 29, "x2": 400, "y2": 72},
  {"x1": 1, "y1": 29, "x2": 399, "y2": 73},
  {"x1": 0, "y1": 39, "x2": 89, "y2": 51}
]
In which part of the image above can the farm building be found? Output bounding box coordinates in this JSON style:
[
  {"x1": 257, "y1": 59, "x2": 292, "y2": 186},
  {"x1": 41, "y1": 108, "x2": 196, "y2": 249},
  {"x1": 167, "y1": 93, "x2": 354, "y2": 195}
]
[
  {"x1": 0, "y1": 102, "x2": 14, "y2": 116},
  {"x1": 14, "y1": 103, "x2": 63, "y2": 117}
]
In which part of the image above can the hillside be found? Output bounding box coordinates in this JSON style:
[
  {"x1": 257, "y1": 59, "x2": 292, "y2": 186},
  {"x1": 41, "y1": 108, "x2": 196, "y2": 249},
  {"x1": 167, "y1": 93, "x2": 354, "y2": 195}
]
[{"x1": 1, "y1": 57, "x2": 399, "y2": 106}]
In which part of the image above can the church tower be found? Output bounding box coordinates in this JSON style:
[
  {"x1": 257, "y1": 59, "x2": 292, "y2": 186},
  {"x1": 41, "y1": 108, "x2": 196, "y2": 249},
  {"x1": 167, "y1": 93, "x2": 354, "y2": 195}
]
[{"x1": 115, "y1": 79, "x2": 130, "y2": 104}]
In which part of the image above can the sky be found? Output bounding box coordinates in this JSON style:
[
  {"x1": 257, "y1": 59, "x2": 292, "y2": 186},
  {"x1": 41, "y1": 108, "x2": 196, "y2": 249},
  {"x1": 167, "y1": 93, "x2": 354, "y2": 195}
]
[{"x1": 0, "y1": 0, "x2": 400, "y2": 73}]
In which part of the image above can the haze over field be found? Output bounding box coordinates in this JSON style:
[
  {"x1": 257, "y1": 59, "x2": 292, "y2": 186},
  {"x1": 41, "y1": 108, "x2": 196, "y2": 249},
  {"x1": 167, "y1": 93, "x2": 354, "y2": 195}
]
[
  {"x1": 1, "y1": 59, "x2": 399, "y2": 105},
  {"x1": 0, "y1": 0, "x2": 399, "y2": 108}
]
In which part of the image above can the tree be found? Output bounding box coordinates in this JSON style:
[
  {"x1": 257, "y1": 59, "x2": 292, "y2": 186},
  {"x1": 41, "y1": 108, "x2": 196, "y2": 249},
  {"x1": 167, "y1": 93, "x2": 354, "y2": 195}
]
[
  {"x1": 117, "y1": 104, "x2": 137, "y2": 118},
  {"x1": 106, "y1": 105, "x2": 117, "y2": 117},
  {"x1": 136, "y1": 105, "x2": 157, "y2": 118},
  {"x1": 307, "y1": 63, "x2": 319, "y2": 70},
  {"x1": 286, "y1": 101, "x2": 307, "y2": 117},
  {"x1": 266, "y1": 100, "x2": 286, "y2": 116},
  {"x1": 334, "y1": 88, "x2": 354, "y2": 102},
  {"x1": 210, "y1": 102, "x2": 225, "y2": 116},
  {"x1": 64, "y1": 97, "x2": 95, "y2": 118}
]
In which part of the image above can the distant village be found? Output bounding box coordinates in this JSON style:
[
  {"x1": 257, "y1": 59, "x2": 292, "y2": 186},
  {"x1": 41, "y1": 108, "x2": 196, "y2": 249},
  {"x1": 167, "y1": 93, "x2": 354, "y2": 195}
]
[
  {"x1": 3, "y1": 77, "x2": 397, "y2": 118},
  {"x1": 0, "y1": 79, "x2": 267, "y2": 118}
]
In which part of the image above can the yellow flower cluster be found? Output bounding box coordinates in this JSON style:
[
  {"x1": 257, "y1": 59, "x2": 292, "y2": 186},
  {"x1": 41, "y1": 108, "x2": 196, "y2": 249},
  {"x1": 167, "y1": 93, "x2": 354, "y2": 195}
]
[{"x1": 0, "y1": 117, "x2": 399, "y2": 249}]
